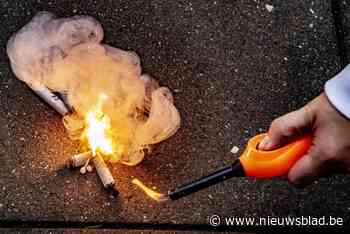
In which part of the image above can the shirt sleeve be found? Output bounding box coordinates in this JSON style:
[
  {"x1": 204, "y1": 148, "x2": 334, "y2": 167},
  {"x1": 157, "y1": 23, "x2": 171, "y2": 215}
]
[{"x1": 325, "y1": 64, "x2": 350, "y2": 119}]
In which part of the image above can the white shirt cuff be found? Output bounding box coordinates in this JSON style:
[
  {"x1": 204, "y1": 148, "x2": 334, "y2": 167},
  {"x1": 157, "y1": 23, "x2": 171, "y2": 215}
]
[{"x1": 325, "y1": 64, "x2": 350, "y2": 119}]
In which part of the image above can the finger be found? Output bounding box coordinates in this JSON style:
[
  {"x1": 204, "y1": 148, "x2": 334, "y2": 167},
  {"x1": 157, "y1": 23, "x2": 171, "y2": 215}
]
[
  {"x1": 287, "y1": 152, "x2": 328, "y2": 188},
  {"x1": 259, "y1": 107, "x2": 313, "y2": 150}
]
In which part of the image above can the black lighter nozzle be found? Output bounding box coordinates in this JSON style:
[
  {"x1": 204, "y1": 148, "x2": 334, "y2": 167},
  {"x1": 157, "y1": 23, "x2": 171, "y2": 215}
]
[{"x1": 168, "y1": 160, "x2": 245, "y2": 200}]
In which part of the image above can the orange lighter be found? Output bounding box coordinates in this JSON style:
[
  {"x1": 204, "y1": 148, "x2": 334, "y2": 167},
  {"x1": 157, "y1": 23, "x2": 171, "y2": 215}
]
[{"x1": 168, "y1": 133, "x2": 312, "y2": 200}]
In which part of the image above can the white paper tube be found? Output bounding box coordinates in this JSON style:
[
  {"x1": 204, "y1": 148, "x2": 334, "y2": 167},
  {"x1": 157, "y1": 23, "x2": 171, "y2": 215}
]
[
  {"x1": 32, "y1": 86, "x2": 70, "y2": 116},
  {"x1": 58, "y1": 91, "x2": 74, "y2": 112},
  {"x1": 92, "y1": 154, "x2": 115, "y2": 188},
  {"x1": 68, "y1": 151, "x2": 93, "y2": 168}
]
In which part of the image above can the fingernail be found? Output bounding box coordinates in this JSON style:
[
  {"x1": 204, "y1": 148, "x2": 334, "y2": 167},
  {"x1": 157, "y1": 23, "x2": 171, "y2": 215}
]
[{"x1": 259, "y1": 136, "x2": 271, "y2": 150}]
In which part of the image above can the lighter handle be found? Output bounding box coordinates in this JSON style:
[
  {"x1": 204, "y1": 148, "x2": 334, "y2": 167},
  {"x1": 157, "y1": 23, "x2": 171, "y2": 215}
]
[{"x1": 239, "y1": 133, "x2": 312, "y2": 178}]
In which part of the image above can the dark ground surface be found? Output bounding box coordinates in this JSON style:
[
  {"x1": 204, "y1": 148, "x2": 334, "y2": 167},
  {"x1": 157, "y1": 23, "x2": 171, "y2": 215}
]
[
  {"x1": 0, "y1": 0, "x2": 350, "y2": 233},
  {"x1": 335, "y1": 0, "x2": 350, "y2": 64},
  {"x1": 0, "y1": 229, "x2": 250, "y2": 234}
]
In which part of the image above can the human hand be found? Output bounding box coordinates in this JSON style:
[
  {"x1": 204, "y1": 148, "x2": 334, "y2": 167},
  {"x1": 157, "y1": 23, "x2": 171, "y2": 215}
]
[{"x1": 258, "y1": 93, "x2": 350, "y2": 187}]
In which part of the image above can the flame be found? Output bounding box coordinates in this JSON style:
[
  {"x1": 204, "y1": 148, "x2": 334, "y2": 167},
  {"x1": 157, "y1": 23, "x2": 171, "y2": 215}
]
[
  {"x1": 132, "y1": 178, "x2": 168, "y2": 202},
  {"x1": 86, "y1": 94, "x2": 114, "y2": 155}
]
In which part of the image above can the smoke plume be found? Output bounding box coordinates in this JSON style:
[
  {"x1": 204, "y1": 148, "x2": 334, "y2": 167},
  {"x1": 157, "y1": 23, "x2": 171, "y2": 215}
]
[{"x1": 7, "y1": 11, "x2": 181, "y2": 165}]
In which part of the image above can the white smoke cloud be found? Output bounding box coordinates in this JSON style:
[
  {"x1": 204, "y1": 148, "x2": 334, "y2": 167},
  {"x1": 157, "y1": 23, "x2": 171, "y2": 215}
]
[{"x1": 7, "y1": 11, "x2": 181, "y2": 166}]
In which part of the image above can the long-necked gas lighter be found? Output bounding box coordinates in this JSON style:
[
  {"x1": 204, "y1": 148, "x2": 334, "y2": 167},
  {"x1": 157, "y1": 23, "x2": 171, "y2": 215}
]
[{"x1": 166, "y1": 133, "x2": 312, "y2": 200}]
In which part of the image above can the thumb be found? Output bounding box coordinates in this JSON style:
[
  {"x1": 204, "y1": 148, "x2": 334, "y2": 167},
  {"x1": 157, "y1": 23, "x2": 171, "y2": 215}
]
[{"x1": 258, "y1": 106, "x2": 313, "y2": 150}]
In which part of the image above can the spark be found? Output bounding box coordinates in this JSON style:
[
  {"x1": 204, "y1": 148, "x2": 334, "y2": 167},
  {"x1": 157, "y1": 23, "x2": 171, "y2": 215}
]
[{"x1": 132, "y1": 178, "x2": 168, "y2": 202}]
